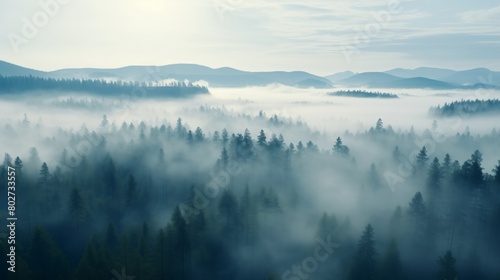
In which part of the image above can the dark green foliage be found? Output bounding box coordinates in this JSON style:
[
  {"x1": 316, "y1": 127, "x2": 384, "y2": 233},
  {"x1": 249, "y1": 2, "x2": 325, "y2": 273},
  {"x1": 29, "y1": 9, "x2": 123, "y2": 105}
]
[
  {"x1": 29, "y1": 227, "x2": 71, "y2": 280},
  {"x1": 125, "y1": 174, "x2": 139, "y2": 210},
  {"x1": 493, "y1": 160, "x2": 500, "y2": 184},
  {"x1": 436, "y1": 251, "x2": 457, "y2": 280},
  {"x1": 430, "y1": 99, "x2": 500, "y2": 117},
  {"x1": 416, "y1": 146, "x2": 429, "y2": 170},
  {"x1": 329, "y1": 90, "x2": 398, "y2": 98},
  {"x1": 377, "y1": 239, "x2": 403, "y2": 280},
  {"x1": 427, "y1": 157, "x2": 442, "y2": 192},
  {"x1": 317, "y1": 212, "x2": 338, "y2": 238},
  {"x1": 350, "y1": 224, "x2": 377, "y2": 280},
  {"x1": 333, "y1": 137, "x2": 350, "y2": 156},
  {"x1": 408, "y1": 192, "x2": 427, "y2": 247},
  {"x1": 2, "y1": 116, "x2": 500, "y2": 279},
  {"x1": 0, "y1": 75, "x2": 209, "y2": 97}
]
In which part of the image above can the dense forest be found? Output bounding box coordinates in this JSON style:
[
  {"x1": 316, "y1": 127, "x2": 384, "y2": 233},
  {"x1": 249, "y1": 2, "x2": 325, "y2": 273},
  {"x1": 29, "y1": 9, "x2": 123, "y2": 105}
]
[
  {"x1": 0, "y1": 76, "x2": 209, "y2": 97},
  {"x1": 328, "y1": 90, "x2": 398, "y2": 98},
  {"x1": 429, "y1": 99, "x2": 500, "y2": 117},
  {"x1": 1, "y1": 112, "x2": 499, "y2": 280}
]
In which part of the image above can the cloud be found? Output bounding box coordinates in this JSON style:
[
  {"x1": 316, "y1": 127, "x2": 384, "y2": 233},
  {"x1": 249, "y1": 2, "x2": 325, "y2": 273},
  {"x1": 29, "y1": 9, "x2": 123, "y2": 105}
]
[{"x1": 458, "y1": 5, "x2": 500, "y2": 24}]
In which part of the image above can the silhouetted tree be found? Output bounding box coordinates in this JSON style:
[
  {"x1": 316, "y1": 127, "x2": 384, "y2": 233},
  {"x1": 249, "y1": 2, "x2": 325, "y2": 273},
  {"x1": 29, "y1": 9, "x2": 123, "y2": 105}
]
[
  {"x1": 437, "y1": 251, "x2": 457, "y2": 280},
  {"x1": 333, "y1": 137, "x2": 350, "y2": 156},
  {"x1": 350, "y1": 224, "x2": 377, "y2": 280},
  {"x1": 378, "y1": 239, "x2": 403, "y2": 280}
]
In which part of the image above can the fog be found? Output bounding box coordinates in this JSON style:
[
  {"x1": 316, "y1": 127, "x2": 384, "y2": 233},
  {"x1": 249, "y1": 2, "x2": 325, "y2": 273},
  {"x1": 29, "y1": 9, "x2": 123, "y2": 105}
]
[{"x1": 1, "y1": 86, "x2": 500, "y2": 280}]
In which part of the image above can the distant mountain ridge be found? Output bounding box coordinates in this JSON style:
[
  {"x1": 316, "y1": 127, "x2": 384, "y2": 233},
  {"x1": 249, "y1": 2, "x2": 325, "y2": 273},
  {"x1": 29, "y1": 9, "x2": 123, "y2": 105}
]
[
  {"x1": 0, "y1": 60, "x2": 332, "y2": 89},
  {"x1": 2, "y1": 61, "x2": 499, "y2": 90},
  {"x1": 329, "y1": 67, "x2": 500, "y2": 89}
]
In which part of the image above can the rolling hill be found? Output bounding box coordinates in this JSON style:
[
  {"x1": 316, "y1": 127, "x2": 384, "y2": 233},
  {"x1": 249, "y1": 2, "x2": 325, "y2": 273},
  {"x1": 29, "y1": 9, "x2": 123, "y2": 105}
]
[{"x1": 0, "y1": 61, "x2": 333, "y2": 89}]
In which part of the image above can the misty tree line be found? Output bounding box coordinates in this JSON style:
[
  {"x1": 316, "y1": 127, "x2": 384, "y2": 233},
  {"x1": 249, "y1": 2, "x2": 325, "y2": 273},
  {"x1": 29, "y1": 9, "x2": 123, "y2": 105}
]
[
  {"x1": 429, "y1": 99, "x2": 500, "y2": 117},
  {"x1": 0, "y1": 75, "x2": 209, "y2": 97},
  {"x1": 0, "y1": 115, "x2": 500, "y2": 280},
  {"x1": 329, "y1": 90, "x2": 398, "y2": 99}
]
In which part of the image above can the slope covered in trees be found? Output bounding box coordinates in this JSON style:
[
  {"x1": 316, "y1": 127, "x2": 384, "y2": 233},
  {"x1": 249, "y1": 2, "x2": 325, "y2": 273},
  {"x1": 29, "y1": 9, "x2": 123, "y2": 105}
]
[
  {"x1": 0, "y1": 113, "x2": 499, "y2": 280},
  {"x1": 429, "y1": 99, "x2": 500, "y2": 117},
  {"x1": 0, "y1": 75, "x2": 209, "y2": 98},
  {"x1": 328, "y1": 90, "x2": 398, "y2": 98}
]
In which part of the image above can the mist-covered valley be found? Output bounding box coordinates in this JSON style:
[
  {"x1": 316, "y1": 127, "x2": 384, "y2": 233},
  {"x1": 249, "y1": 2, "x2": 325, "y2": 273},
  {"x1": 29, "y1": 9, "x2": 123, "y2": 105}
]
[{"x1": 1, "y1": 84, "x2": 500, "y2": 280}]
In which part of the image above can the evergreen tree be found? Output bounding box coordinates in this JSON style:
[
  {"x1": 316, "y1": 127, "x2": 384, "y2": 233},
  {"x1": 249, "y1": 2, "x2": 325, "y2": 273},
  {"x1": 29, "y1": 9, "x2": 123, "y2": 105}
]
[
  {"x1": 257, "y1": 129, "x2": 267, "y2": 147},
  {"x1": 493, "y1": 160, "x2": 500, "y2": 185},
  {"x1": 377, "y1": 239, "x2": 403, "y2": 280},
  {"x1": 219, "y1": 190, "x2": 239, "y2": 236},
  {"x1": 442, "y1": 153, "x2": 452, "y2": 179},
  {"x1": 171, "y1": 206, "x2": 190, "y2": 280},
  {"x1": 469, "y1": 150, "x2": 484, "y2": 187},
  {"x1": 427, "y1": 157, "x2": 442, "y2": 192},
  {"x1": 392, "y1": 146, "x2": 401, "y2": 161},
  {"x1": 29, "y1": 227, "x2": 71, "y2": 280},
  {"x1": 176, "y1": 118, "x2": 187, "y2": 138},
  {"x1": 194, "y1": 127, "x2": 204, "y2": 142},
  {"x1": 125, "y1": 174, "x2": 139, "y2": 210},
  {"x1": 39, "y1": 162, "x2": 50, "y2": 204},
  {"x1": 316, "y1": 212, "x2": 338, "y2": 238},
  {"x1": 408, "y1": 192, "x2": 427, "y2": 247},
  {"x1": 416, "y1": 146, "x2": 429, "y2": 170},
  {"x1": 76, "y1": 239, "x2": 112, "y2": 280},
  {"x1": 375, "y1": 118, "x2": 384, "y2": 132},
  {"x1": 333, "y1": 137, "x2": 350, "y2": 156},
  {"x1": 105, "y1": 222, "x2": 119, "y2": 251},
  {"x1": 436, "y1": 251, "x2": 457, "y2": 280},
  {"x1": 221, "y1": 128, "x2": 229, "y2": 146},
  {"x1": 14, "y1": 156, "x2": 23, "y2": 172},
  {"x1": 350, "y1": 224, "x2": 377, "y2": 280},
  {"x1": 368, "y1": 163, "x2": 381, "y2": 190},
  {"x1": 297, "y1": 141, "x2": 304, "y2": 154},
  {"x1": 69, "y1": 187, "x2": 86, "y2": 241}
]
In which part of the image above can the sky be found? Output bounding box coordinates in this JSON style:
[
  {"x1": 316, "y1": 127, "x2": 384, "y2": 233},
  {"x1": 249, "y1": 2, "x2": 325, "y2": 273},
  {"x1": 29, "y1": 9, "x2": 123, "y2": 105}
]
[{"x1": 1, "y1": 0, "x2": 499, "y2": 76}]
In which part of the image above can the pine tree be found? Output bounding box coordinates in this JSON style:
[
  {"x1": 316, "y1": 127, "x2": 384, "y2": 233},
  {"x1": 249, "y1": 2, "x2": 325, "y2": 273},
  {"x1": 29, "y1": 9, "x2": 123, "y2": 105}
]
[
  {"x1": 105, "y1": 222, "x2": 119, "y2": 251},
  {"x1": 125, "y1": 174, "x2": 138, "y2": 210},
  {"x1": 350, "y1": 224, "x2": 377, "y2": 280},
  {"x1": 469, "y1": 150, "x2": 484, "y2": 187},
  {"x1": 157, "y1": 228, "x2": 166, "y2": 280},
  {"x1": 39, "y1": 162, "x2": 50, "y2": 205},
  {"x1": 437, "y1": 251, "x2": 457, "y2": 280},
  {"x1": 316, "y1": 212, "x2": 338, "y2": 238},
  {"x1": 378, "y1": 239, "x2": 403, "y2": 280},
  {"x1": 427, "y1": 157, "x2": 442, "y2": 192},
  {"x1": 368, "y1": 163, "x2": 381, "y2": 190},
  {"x1": 69, "y1": 187, "x2": 86, "y2": 242},
  {"x1": 194, "y1": 127, "x2": 204, "y2": 142},
  {"x1": 408, "y1": 192, "x2": 427, "y2": 247},
  {"x1": 171, "y1": 206, "x2": 190, "y2": 280},
  {"x1": 219, "y1": 147, "x2": 229, "y2": 170},
  {"x1": 416, "y1": 146, "x2": 429, "y2": 170},
  {"x1": 14, "y1": 156, "x2": 23, "y2": 172},
  {"x1": 187, "y1": 130, "x2": 194, "y2": 144},
  {"x1": 257, "y1": 129, "x2": 267, "y2": 147},
  {"x1": 29, "y1": 227, "x2": 71, "y2": 280},
  {"x1": 442, "y1": 153, "x2": 452, "y2": 180},
  {"x1": 221, "y1": 128, "x2": 229, "y2": 146},
  {"x1": 102, "y1": 154, "x2": 117, "y2": 214},
  {"x1": 219, "y1": 190, "x2": 238, "y2": 237},
  {"x1": 333, "y1": 137, "x2": 350, "y2": 156},
  {"x1": 493, "y1": 160, "x2": 500, "y2": 186},
  {"x1": 392, "y1": 146, "x2": 401, "y2": 161},
  {"x1": 375, "y1": 118, "x2": 384, "y2": 132},
  {"x1": 76, "y1": 239, "x2": 112, "y2": 280}
]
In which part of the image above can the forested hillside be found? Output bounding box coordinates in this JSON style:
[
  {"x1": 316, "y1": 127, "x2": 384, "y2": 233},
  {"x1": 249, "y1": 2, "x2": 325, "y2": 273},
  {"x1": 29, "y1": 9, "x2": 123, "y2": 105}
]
[
  {"x1": 1, "y1": 114, "x2": 499, "y2": 280},
  {"x1": 0, "y1": 76, "x2": 209, "y2": 98}
]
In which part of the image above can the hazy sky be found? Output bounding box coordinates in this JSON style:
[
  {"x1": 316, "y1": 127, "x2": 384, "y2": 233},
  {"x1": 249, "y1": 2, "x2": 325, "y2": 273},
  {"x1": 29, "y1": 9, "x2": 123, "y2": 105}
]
[{"x1": 1, "y1": 0, "x2": 499, "y2": 75}]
